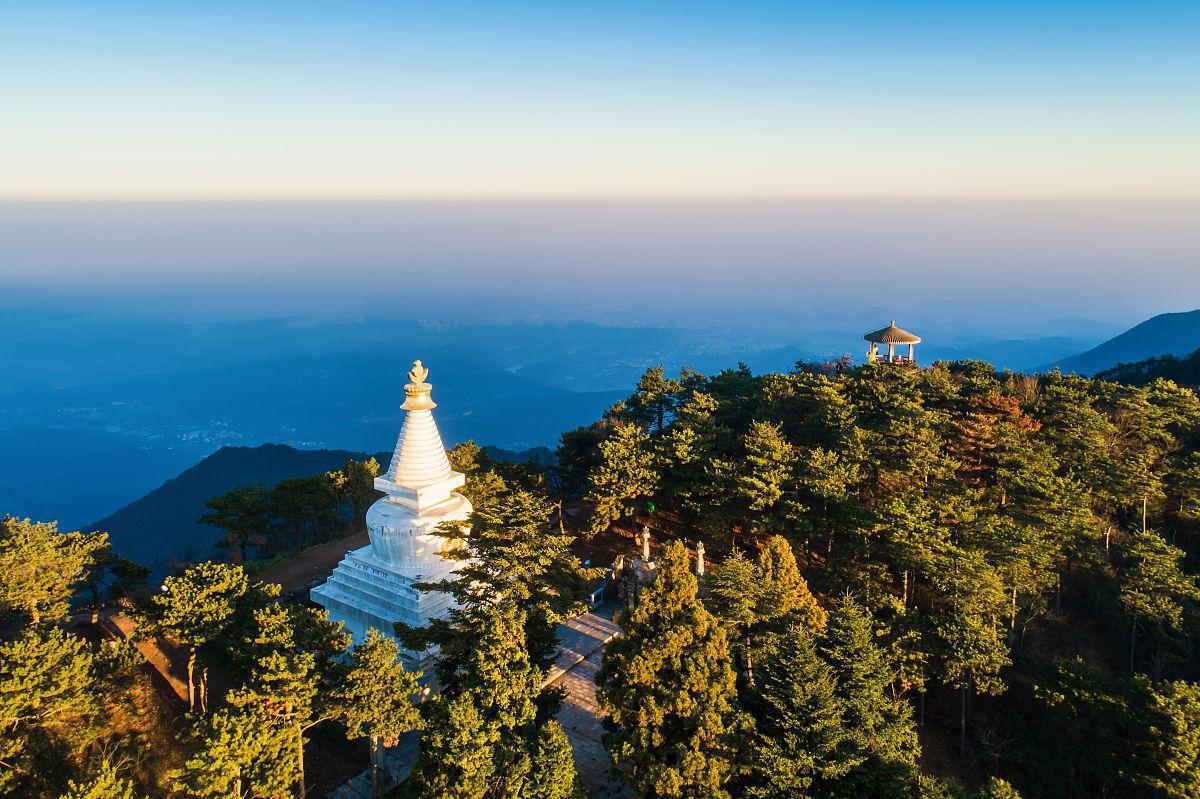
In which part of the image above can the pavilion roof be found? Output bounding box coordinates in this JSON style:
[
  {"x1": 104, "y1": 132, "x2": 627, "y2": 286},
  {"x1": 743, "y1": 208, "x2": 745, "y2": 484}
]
[{"x1": 864, "y1": 321, "x2": 921, "y2": 344}]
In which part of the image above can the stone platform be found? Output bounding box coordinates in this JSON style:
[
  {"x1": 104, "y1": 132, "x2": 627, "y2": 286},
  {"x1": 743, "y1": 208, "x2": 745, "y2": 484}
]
[{"x1": 310, "y1": 545, "x2": 456, "y2": 665}]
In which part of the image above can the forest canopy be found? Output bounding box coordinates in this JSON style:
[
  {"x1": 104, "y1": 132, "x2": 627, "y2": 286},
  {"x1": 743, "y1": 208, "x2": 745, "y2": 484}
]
[{"x1": 4, "y1": 357, "x2": 1200, "y2": 799}]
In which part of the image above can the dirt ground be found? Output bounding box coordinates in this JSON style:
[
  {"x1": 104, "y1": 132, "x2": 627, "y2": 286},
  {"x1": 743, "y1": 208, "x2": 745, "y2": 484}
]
[{"x1": 257, "y1": 527, "x2": 370, "y2": 596}]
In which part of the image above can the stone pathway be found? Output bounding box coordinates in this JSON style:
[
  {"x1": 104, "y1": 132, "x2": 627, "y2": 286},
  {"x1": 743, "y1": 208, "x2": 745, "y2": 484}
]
[
  {"x1": 328, "y1": 603, "x2": 630, "y2": 798},
  {"x1": 545, "y1": 603, "x2": 632, "y2": 798}
]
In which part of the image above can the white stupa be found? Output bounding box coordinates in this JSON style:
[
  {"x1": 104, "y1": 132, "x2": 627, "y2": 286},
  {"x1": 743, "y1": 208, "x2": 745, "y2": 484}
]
[{"x1": 311, "y1": 360, "x2": 472, "y2": 665}]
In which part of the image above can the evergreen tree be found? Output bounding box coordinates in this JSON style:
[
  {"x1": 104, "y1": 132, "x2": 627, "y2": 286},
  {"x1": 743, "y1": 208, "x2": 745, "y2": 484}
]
[
  {"x1": 1120, "y1": 530, "x2": 1200, "y2": 678},
  {"x1": 231, "y1": 650, "x2": 320, "y2": 798},
  {"x1": 737, "y1": 421, "x2": 801, "y2": 535},
  {"x1": 77, "y1": 535, "x2": 148, "y2": 623},
  {"x1": 404, "y1": 488, "x2": 598, "y2": 677},
  {"x1": 409, "y1": 603, "x2": 571, "y2": 799},
  {"x1": 0, "y1": 517, "x2": 103, "y2": 624},
  {"x1": 527, "y1": 721, "x2": 580, "y2": 799},
  {"x1": 598, "y1": 541, "x2": 741, "y2": 799},
  {"x1": 336, "y1": 630, "x2": 423, "y2": 798},
  {"x1": 755, "y1": 535, "x2": 826, "y2": 632},
  {"x1": 269, "y1": 474, "x2": 338, "y2": 552},
  {"x1": 137, "y1": 561, "x2": 268, "y2": 711},
  {"x1": 702, "y1": 550, "x2": 760, "y2": 682},
  {"x1": 625, "y1": 365, "x2": 683, "y2": 432},
  {"x1": 0, "y1": 626, "x2": 102, "y2": 794},
  {"x1": 585, "y1": 422, "x2": 660, "y2": 535},
  {"x1": 744, "y1": 620, "x2": 859, "y2": 799},
  {"x1": 200, "y1": 484, "x2": 272, "y2": 563},
  {"x1": 415, "y1": 690, "x2": 497, "y2": 799},
  {"x1": 818, "y1": 595, "x2": 920, "y2": 796},
  {"x1": 327, "y1": 457, "x2": 382, "y2": 528},
  {"x1": 449, "y1": 441, "x2": 511, "y2": 508},
  {"x1": 61, "y1": 760, "x2": 139, "y2": 799},
  {"x1": 975, "y1": 777, "x2": 1022, "y2": 799},
  {"x1": 1138, "y1": 679, "x2": 1200, "y2": 798}
]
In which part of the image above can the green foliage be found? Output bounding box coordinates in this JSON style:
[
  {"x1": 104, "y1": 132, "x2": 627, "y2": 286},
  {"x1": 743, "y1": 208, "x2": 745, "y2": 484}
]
[
  {"x1": 526, "y1": 721, "x2": 579, "y2": 799},
  {"x1": 736, "y1": 420, "x2": 801, "y2": 534},
  {"x1": 818, "y1": 595, "x2": 920, "y2": 795},
  {"x1": 755, "y1": 535, "x2": 826, "y2": 632},
  {"x1": 0, "y1": 626, "x2": 101, "y2": 793},
  {"x1": 404, "y1": 487, "x2": 599, "y2": 677},
  {"x1": 137, "y1": 561, "x2": 277, "y2": 711},
  {"x1": 599, "y1": 541, "x2": 742, "y2": 799},
  {"x1": 1138, "y1": 679, "x2": 1200, "y2": 798},
  {"x1": 975, "y1": 777, "x2": 1022, "y2": 799},
  {"x1": 200, "y1": 483, "x2": 272, "y2": 563},
  {"x1": 327, "y1": 457, "x2": 382, "y2": 527},
  {"x1": 410, "y1": 603, "x2": 574, "y2": 799},
  {"x1": 585, "y1": 422, "x2": 660, "y2": 535},
  {"x1": 1120, "y1": 530, "x2": 1200, "y2": 675},
  {"x1": 744, "y1": 620, "x2": 858, "y2": 798},
  {"x1": 1096, "y1": 347, "x2": 1200, "y2": 388},
  {"x1": 270, "y1": 473, "x2": 339, "y2": 552},
  {"x1": 336, "y1": 629, "x2": 422, "y2": 744},
  {"x1": 624, "y1": 366, "x2": 684, "y2": 433},
  {"x1": 449, "y1": 440, "x2": 511, "y2": 508},
  {"x1": 61, "y1": 761, "x2": 139, "y2": 799},
  {"x1": 0, "y1": 517, "x2": 107, "y2": 624}
]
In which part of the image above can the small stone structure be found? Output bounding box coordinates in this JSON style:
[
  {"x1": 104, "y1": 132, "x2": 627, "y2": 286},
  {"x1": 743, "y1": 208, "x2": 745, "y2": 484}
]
[
  {"x1": 865, "y1": 320, "x2": 921, "y2": 363},
  {"x1": 611, "y1": 526, "x2": 704, "y2": 608},
  {"x1": 311, "y1": 360, "x2": 471, "y2": 667}
]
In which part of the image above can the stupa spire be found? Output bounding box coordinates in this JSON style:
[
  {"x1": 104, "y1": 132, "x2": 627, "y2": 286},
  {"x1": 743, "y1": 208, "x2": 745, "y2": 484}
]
[{"x1": 378, "y1": 360, "x2": 463, "y2": 504}]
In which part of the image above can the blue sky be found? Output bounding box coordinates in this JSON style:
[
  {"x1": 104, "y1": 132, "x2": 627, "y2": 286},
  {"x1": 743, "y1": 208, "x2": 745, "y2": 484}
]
[{"x1": 2, "y1": 1, "x2": 1198, "y2": 198}]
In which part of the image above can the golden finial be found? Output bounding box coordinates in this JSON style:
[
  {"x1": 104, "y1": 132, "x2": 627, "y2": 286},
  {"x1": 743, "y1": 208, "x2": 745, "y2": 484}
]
[
  {"x1": 401, "y1": 359, "x2": 437, "y2": 411},
  {"x1": 408, "y1": 359, "x2": 429, "y2": 385}
]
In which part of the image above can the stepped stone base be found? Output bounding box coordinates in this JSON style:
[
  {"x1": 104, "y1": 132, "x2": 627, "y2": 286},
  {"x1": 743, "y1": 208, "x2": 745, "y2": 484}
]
[{"x1": 310, "y1": 545, "x2": 457, "y2": 669}]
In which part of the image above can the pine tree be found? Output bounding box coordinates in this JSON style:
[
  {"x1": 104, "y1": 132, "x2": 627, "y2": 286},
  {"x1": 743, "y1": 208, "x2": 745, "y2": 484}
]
[
  {"x1": 818, "y1": 595, "x2": 920, "y2": 796},
  {"x1": 737, "y1": 421, "x2": 800, "y2": 534},
  {"x1": 404, "y1": 487, "x2": 599, "y2": 677},
  {"x1": 61, "y1": 760, "x2": 139, "y2": 799},
  {"x1": 526, "y1": 721, "x2": 579, "y2": 799},
  {"x1": 231, "y1": 650, "x2": 320, "y2": 798},
  {"x1": 598, "y1": 541, "x2": 741, "y2": 799},
  {"x1": 975, "y1": 777, "x2": 1022, "y2": 799},
  {"x1": 748, "y1": 535, "x2": 827, "y2": 689},
  {"x1": 702, "y1": 550, "x2": 760, "y2": 682},
  {"x1": 1139, "y1": 679, "x2": 1200, "y2": 798},
  {"x1": 625, "y1": 365, "x2": 683, "y2": 432},
  {"x1": 585, "y1": 422, "x2": 660, "y2": 535},
  {"x1": 327, "y1": 457, "x2": 382, "y2": 528},
  {"x1": 755, "y1": 535, "x2": 826, "y2": 631},
  {"x1": 744, "y1": 620, "x2": 859, "y2": 799},
  {"x1": 409, "y1": 603, "x2": 569, "y2": 799},
  {"x1": 0, "y1": 626, "x2": 102, "y2": 794},
  {"x1": 336, "y1": 630, "x2": 423, "y2": 798},
  {"x1": 174, "y1": 705, "x2": 267, "y2": 799},
  {"x1": 200, "y1": 484, "x2": 272, "y2": 563},
  {"x1": 1119, "y1": 530, "x2": 1200, "y2": 678},
  {"x1": 0, "y1": 517, "x2": 103, "y2": 625},
  {"x1": 137, "y1": 562, "x2": 268, "y2": 712}
]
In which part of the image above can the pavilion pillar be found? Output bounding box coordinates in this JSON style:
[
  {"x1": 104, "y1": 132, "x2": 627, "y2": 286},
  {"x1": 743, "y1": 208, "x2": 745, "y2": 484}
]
[
  {"x1": 908, "y1": 343, "x2": 915, "y2": 362},
  {"x1": 888, "y1": 343, "x2": 895, "y2": 362}
]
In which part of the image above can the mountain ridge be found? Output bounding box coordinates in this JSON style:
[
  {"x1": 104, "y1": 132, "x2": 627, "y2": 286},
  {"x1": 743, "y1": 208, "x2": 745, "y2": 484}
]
[
  {"x1": 89, "y1": 441, "x2": 552, "y2": 572},
  {"x1": 1042, "y1": 309, "x2": 1200, "y2": 376}
]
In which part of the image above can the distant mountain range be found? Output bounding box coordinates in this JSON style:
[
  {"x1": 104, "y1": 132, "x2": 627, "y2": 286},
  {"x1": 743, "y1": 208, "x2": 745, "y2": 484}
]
[
  {"x1": 89, "y1": 442, "x2": 551, "y2": 572},
  {"x1": 1042, "y1": 309, "x2": 1200, "y2": 376},
  {"x1": 1094, "y1": 346, "x2": 1200, "y2": 387}
]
